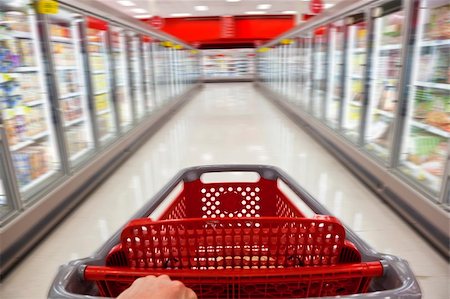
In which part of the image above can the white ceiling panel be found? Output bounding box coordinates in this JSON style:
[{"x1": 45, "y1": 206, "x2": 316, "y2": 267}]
[{"x1": 97, "y1": 0, "x2": 341, "y2": 19}]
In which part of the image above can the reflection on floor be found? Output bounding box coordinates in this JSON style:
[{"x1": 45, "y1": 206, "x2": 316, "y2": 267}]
[{"x1": 0, "y1": 83, "x2": 448, "y2": 298}]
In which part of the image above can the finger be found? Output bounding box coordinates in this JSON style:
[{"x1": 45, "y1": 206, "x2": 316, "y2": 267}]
[
  {"x1": 185, "y1": 287, "x2": 198, "y2": 299},
  {"x1": 157, "y1": 274, "x2": 171, "y2": 281}
]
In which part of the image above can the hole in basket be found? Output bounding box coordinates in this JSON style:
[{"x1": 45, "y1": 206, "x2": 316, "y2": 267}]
[
  {"x1": 219, "y1": 187, "x2": 224, "y2": 192},
  {"x1": 228, "y1": 187, "x2": 233, "y2": 191},
  {"x1": 237, "y1": 187, "x2": 242, "y2": 192},
  {"x1": 255, "y1": 187, "x2": 260, "y2": 192},
  {"x1": 242, "y1": 200, "x2": 246, "y2": 205},
  {"x1": 201, "y1": 198, "x2": 206, "y2": 203},
  {"x1": 201, "y1": 188, "x2": 206, "y2": 194}
]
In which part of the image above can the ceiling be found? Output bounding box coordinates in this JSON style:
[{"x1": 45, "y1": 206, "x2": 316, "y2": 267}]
[{"x1": 98, "y1": 0, "x2": 341, "y2": 19}]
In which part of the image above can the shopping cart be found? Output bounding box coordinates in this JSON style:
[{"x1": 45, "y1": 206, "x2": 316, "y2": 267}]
[{"x1": 49, "y1": 165, "x2": 421, "y2": 299}]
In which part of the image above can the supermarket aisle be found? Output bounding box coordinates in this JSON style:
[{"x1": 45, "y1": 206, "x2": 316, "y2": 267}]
[{"x1": 1, "y1": 83, "x2": 448, "y2": 298}]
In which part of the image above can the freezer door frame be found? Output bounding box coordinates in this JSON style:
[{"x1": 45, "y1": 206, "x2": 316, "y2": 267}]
[{"x1": 0, "y1": 127, "x2": 22, "y2": 224}]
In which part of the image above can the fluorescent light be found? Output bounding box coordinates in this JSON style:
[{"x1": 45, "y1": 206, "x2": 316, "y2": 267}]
[
  {"x1": 9, "y1": 0, "x2": 26, "y2": 7},
  {"x1": 245, "y1": 11, "x2": 266, "y2": 15},
  {"x1": 131, "y1": 8, "x2": 147, "y2": 13},
  {"x1": 134, "y1": 14, "x2": 152, "y2": 19},
  {"x1": 117, "y1": 0, "x2": 135, "y2": 7},
  {"x1": 325, "y1": 4, "x2": 335, "y2": 9},
  {"x1": 195, "y1": 5, "x2": 208, "y2": 11},
  {"x1": 170, "y1": 13, "x2": 192, "y2": 17},
  {"x1": 282, "y1": 10, "x2": 297, "y2": 14},
  {"x1": 257, "y1": 4, "x2": 272, "y2": 10},
  {"x1": 227, "y1": 0, "x2": 241, "y2": 2}
]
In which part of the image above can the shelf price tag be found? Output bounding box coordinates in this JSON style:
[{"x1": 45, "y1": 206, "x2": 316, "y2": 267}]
[
  {"x1": 174, "y1": 45, "x2": 183, "y2": 50},
  {"x1": 280, "y1": 39, "x2": 293, "y2": 45},
  {"x1": 36, "y1": 0, "x2": 59, "y2": 15},
  {"x1": 257, "y1": 47, "x2": 270, "y2": 53}
]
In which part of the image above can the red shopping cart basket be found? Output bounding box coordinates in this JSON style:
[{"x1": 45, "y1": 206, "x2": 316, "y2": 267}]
[{"x1": 84, "y1": 173, "x2": 383, "y2": 298}]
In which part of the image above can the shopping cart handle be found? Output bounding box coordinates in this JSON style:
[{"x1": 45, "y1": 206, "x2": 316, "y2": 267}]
[{"x1": 181, "y1": 164, "x2": 280, "y2": 182}]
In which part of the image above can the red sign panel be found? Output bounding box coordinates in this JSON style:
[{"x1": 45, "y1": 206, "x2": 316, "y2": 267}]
[
  {"x1": 150, "y1": 16, "x2": 164, "y2": 29},
  {"x1": 221, "y1": 16, "x2": 235, "y2": 38},
  {"x1": 310, "y1": 0, "x2": 323, "y2": 14}
]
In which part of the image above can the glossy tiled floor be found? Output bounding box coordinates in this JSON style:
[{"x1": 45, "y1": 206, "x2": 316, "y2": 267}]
[{"x1": 1, "y1": 83, "x2": 449, "y2": 298}]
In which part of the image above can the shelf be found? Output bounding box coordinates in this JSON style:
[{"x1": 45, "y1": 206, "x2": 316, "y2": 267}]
[
  {"x1": 60, "y1": 92, "x2": 80, "y2": 100},
  {"x1": 420, "y1": 39, "x2": 450, "y2": 47},
  {"x1": 91, "y1": 70, "x2": 106, "y2": 74},
  {"x1": 56, "y1": 66, "x2": 77, "y2": 71},
  {"x1": 351, "y1": 75, "x2": 364, "y2": 79},
  {"x1": 30, "y1": 131, "x2": 48, "y2": 140},
  {"x1": 20, "y1": 170, "x2": 57, "y2": 193},
  {"x1": 13, "y1": 66, "x2": 38, "y2": 72},
  {"x1": 94, "y1": 90, "x2": 108, "y2": 95},
  {"x1": 410, "y1": 120, "x2": 450, "y2": 138},
  {"x1": 70, "y1": 147, "x2": 90, "y2": 162},
  {"x1": 64, "y1": 117, "x2": 84, "y2": 127},
  {"x1": 352, "y1": 47, "x2": 366, "y2": 53},
  {"x1": 51, "y1": 36, "x2": 72, "y2": 43},
  {"x1": 97, "y1": 109, "x2": 110, "y2": 116},
  {"x1": 366, "y1": 142, "x2": 389, "y2": 157},
  {"x1": 374, "y1": 109, "x2": 394, "y2": 118},
  {"x1": 379, "y1": 44, "x2": 401, "y2": 51},
  {"x1": 11, "y1": 31, "x2": 32, "y2": 39},
  {"x1": 24, "y1": 100, "x2": 44, "y2": 107},
  {"x1": 401, "y1": 160, "x2": 441, "y2": 188},
  {"x1": 415, "y1": 81, "x2": 450, "y2": 90},
  {"x1": 100, "y1": 133, "x2": 114, "y2": 142},
  {"x1": 349, "y1": 101, "x2": 362, "y2": 107},
  {"x1": 10, "y1": 140, "x2": 34, "y2": 152}
]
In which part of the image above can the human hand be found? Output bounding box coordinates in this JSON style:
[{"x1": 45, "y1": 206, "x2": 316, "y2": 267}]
[{"x1": 117, "y1": 275, "x2": 197, "y2": 299}]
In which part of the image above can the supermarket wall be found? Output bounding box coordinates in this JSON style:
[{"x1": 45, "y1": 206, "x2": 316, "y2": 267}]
[
  {"x1": 256, "y1": 0, "x2": 450, "y2": 257},
  {"x1": 0, "y1": 0, "x2": 201, "y2": 275}
]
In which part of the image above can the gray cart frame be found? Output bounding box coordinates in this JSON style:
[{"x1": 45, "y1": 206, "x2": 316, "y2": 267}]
[{"x1": 48, "y1": 165, "x2": 421, "y2": 298}]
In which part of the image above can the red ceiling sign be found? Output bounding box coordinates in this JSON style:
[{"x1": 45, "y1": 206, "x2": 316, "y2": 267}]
[
  {"x1": 221, "y1": 16, "x2": 235, "y2": 38},
  {"x1": 310, "y1": 0, "x2": 323, "y2": 14},
  {"x1": 150, "y1": 16, "x2": 164, "y2": 29}
]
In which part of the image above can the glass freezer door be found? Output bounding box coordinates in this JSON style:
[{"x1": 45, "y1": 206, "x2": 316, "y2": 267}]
[
  {"x1": 365, "y1": 1, "x2": 404, "y2": 161},
  {"x1": 398, "y1": 0, "x2": 449, "y2": 195},
  {"x1": 128, "y1": 32, "x2": 144, "y2": 121},
  {"x1": 326, "y1": 20, "x2": 345, "y2": 129},
  {"x1": 111, "y1": 25, "x2": 132, "y2": 133},
  {"x1": 142, "y1": 36, "x2": 154, "y2": 113},
  {"x1": 311, "y1": 28, "x2": 327, "y2": 118},
  {"x1": 301, "y1": 36, "x2": 313, "y2": 109},
  {"x1": 1, "y1": 1, "x2": 62, "y2": 197},
  {"x1": 47, "y1": 8, "x2": 94, "y2": 167},
  {"x1": 86, "y1": 17, "x2": 116, "y2": 146},
  {"x1": 343, "y1": 15, "x2": 367, "y2": 143}
]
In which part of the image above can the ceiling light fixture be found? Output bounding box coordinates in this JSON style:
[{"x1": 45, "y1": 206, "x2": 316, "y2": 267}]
[
  {"x1": 134, "y1": 14, "x2": 152, "y2": 19},
  {"x1": 245, "y1": 11, "x2": 266, "y2": 15},
  {"x1": 226, "y1": 0, "x2": 241, "y2": 2},
  {"x1": 117, "y1": 0, "x2": 135, "y2": 7},
  {"x1": 170, "y1": 13, "x2": 192, "y2": 17},
  {"x1": 195, "y1": 5, "x2": 209, "y2": 11},
  {"x1": 257, "y1": 4, "x2": 272, "y2": 10},
  {"x1": 282, "y1": 10, "x2": 297, "y2": 14},
  {"x1": 324, "y1": 4, "x2": 335, "y2": 9},
  {"x1": 130, "y1": 8, "x2": 147, "y2": 13}
]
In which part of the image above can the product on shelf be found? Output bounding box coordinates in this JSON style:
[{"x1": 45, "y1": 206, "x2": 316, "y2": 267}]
[
  {"x1": 413, "y1": 88, "x2": 450, "y2": 131},
  {"x1": 61, "y1": 96, "x2": 82, "y2": 122},
  {"x1": 3, "y1": 11, "x2": 30, "y2": 33},
  {"x1": 425, "y1": 4, "x2": 450, "y2": 40},
  {"x1": 406, "y1": 134, "x2": 447, "y2": 177},
  {"x1": 52, "y1": 42, "x2": 76, "y2": 66},
  {"x1": 12, "y1": 145, "x2": 49, "y2": 187},
  {"x1": 57, "y1": 70, "x2": 77, "y2": 95},
  {"x1": 95, "y1": 93, "x2": 109, "y2": 112},
  {"x1": 66, "y1": 125, "x2": 89, "y2": 157},
  {"x1": 49, "y1": 24, "x2": 70, "y2": 38},
  {"x1": 93, "y1": 74, "x2": 107, "y2": 92}
]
